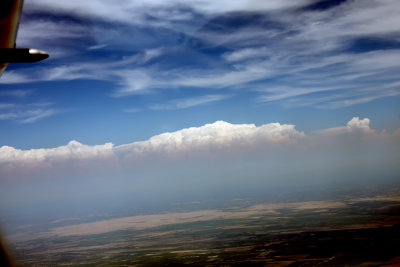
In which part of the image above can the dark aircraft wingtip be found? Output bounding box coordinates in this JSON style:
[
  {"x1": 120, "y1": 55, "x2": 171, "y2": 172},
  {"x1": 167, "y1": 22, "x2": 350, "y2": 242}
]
[{"x1": 0, "y1": 48, "x2": 49, "y2": 63}]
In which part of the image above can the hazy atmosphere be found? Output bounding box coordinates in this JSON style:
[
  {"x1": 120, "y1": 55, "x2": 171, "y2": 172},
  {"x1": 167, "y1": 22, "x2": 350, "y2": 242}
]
[{"x1": 1, "y1": 117, "x2": 399, "y2": 226}]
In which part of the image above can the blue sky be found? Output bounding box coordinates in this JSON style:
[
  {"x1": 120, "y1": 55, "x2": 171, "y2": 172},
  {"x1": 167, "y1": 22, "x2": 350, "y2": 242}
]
[
  {"x1": 0, "y1": 0, "x2": 400, "y2": 228},
  {"x1": 0, "y1": 0, "x2": 399, "y2": 149}
]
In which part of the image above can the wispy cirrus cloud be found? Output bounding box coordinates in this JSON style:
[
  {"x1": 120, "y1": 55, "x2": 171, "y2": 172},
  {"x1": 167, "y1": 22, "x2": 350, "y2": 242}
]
[
  {"x1": 23, "y1": 0, "x2": 312, "y2": 25},
  {"x1": 149, "y1": 94, "x2": 231, "y2": 110},
  {"x1": 0, "y1": 90, "x2": 32, "y2": 98},
  {"x1": 123, "y1": 108, "x2": 141, "y2": 113},
  {"x1": 0, "y1": 102, "x2": 62, "y2": 123},
  {"x1": 19, "y1": 108, "x2": 61, "y2": 124},
  {"x1": 2, "y1": 0, "x2": 399, "y2": 109}
]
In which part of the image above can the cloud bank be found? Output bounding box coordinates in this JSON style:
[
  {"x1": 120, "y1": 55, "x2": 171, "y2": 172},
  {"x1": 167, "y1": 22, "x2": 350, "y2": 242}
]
[
  {"x1": 0, "y1": 117, "x2": 398, "y2": 227},
  {"x1": 0, "y1": 117, "x2": 398, "y2": 180},
  {"x1": 0, "y1": 120, "x2": 303, "y2": 164}
]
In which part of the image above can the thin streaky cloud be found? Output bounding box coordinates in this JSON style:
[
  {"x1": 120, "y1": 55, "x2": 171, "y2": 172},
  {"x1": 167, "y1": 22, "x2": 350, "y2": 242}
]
[
  {"x1": 318, "y1": 92, "x2": 400, "y2": 110},
  {"x1": 149, "y1": 94, "x2": 231, "y2": 110},
  {"x1": 87, "y1": 44, "x2": 108, "y2": 50},
  {"x1": 0, "y1": 101, "x2": 63, "y2": 124},
  {"x1": 0, "y1": 103, "x2": 17, "y2": 109},
  {"x1": 2, "y1": 0, "x2": 397, "y2": 111},
  {"x1": 123, "y1": 108, "x2": 141, "y2": 113},
  {"x1": 0, "y1": 108, "x2": 60, "y2": 124},
  {"x1": 0, "y1": 90, "x2": 33, "y2": 98},
  {"x1": 19, "y1": 109, "x2": 61, "y2": 124}
]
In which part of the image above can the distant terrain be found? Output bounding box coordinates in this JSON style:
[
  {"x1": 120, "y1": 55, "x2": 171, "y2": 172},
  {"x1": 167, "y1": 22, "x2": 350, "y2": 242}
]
[{"x1": 5, "y1": 188, "x2": 400, "y2": 266}]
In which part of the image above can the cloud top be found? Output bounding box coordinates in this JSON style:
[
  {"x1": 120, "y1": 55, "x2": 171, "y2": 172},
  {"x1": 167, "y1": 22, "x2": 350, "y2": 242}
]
[
  {"x1": 0, "y1": 117, "x2": 399, "y2": 183},
  {"x1": 1, "y1": 117, "x2": 395, "y2": 168},
  {"x1": 0, "y1": 140, "x2": 114, "y2": 163},
  {"x1": 118, "y1": 120, "x2": 304, "y2": 157},
  {"x1": 0, "y1": 120, "x2": 303, "y2": 164},
  {"x1": 316, "y1": 117, "x2": 374, "y2": 135}
]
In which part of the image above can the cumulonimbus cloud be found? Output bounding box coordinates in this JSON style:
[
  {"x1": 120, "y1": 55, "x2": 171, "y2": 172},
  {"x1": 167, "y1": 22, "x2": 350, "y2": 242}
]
[
  {"x1": 314, "y1": 117, "x2": 374, "y2": 135},
  {"x1": 0, "y1": 140, "x2": 114, "y2": 163},
  {"x1": 0, "y1": 117, "x2": 398, "y2": 180},
  {"x1": 0, "y1": 120, "x2": 304, "y2": 164},
  {"x1": 117, "y1": 120, "x2": 304, "y2": 157}
]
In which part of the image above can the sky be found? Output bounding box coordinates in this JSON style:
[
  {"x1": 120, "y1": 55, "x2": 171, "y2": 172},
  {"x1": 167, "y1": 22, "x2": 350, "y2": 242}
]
[
  {"x1": 0, "y1": 0, "x2": 399, "y2": 228},
  {"x1": 0, "y1": 0, "x2": 399, "y2": 148}
]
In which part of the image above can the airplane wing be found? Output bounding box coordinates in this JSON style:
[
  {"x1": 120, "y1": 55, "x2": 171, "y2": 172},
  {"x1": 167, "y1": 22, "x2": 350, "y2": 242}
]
[{"x1": 0, "y1": 0, "x2": 48, "y2": 76}]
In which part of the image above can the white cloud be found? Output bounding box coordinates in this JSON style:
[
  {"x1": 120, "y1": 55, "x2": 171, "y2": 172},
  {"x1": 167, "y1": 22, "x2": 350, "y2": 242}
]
[
  {"x1": 0, "y1": 71, "x2": 33, "y2": 84},
  {"x1": 299, "y1": 0, "x2": 400, "y2": 41},
  {"x1": 0, "y1": 103, "x2": 16, "y2": 109},
  {"x1": 0, "y1": 120, "x2": 303, "y2": 165},
  {"x1": 315, "y1": 117, "x2": 374, "y2": 135},
  {"x1": 24, "y1": 0, "x2": 312, "y2": 23},
  {"x1": 19, "y1": 108, "x2": 60, "y2": 124},
  {"x1": 0, "y1": 140, "x2": 114, "y2": 163},
  {"x1": 140, "y1": 48, "x2": 165, "y2": 63},
  {"x1": 223, "y1": 47, "x2": 270, "y2": 62},
  {"x1": 0, "y1": 102, "x2": 63, "y2": 123},
  {"x1": 1, "y1": 117, "x2": 399, "y2": 180},
  {"x1": 0, "y1": 90, "x2": 32, "y2": 98},
  {"x1": 4, "y1": 0, "x2": 399, "y2": 109},
  {"x1": 123, "y1": 108, "x2": 141, "y2": 113},
  {"x1": 113, "y1": 70, "x2": 154, "y2": 95},
  {"x1": 347, "y1": 117, "x2": 371, "y2": 130},
  {"x1": 149, "y1": 94, "x2": 231, "y2": 110},
  {"x1": 257, "y1": 82, "x2": 400, "y2": 109},
  {"x1": 320, "y1": 92, "x2": 399, "y2": 109},
  {"x1": 17, "y1": 19, "x2": 87, "y2": 46},
  {"x1": 117, "y1": 120, "x2": 304, "y2": 158},
  {"x1": 87, "y1": 44, "x2": 108, "y2": 50}
]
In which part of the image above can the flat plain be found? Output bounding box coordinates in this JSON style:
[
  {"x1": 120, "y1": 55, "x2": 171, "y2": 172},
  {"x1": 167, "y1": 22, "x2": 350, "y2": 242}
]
[{"x1": 6, "y1": 189, "x2": 400, "y2": 266}]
